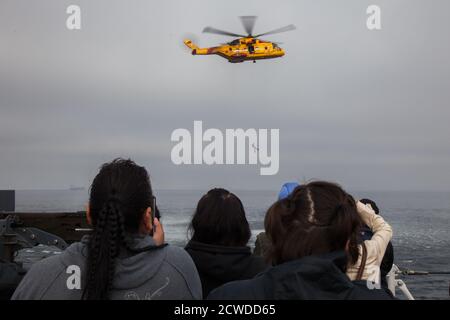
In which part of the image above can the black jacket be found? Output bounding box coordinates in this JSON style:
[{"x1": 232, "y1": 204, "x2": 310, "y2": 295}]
[
  {"x1": 208, "y1": 251, "x2": 394, "y2": 300},
  {"x1": 185, "y1": 240, "x2": 268, "y2": 297}
]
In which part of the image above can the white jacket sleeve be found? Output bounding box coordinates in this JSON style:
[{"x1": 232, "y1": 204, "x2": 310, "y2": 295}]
[{"x1": 356, "y1": 201, "x2": 393, "y2": 265}]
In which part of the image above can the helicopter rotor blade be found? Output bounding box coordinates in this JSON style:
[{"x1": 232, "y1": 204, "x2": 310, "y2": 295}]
[
  {"x1": 240, "y1": 16, "x2": 257, "y2": 36},
  {"x1": 254, "y1": 24, "x2": 296, "y2": 37},
  {"x1": 202, "y1": 26, "x2": 245, "y2": 38}
]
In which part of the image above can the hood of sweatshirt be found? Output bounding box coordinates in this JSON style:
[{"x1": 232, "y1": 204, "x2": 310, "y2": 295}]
[
  {"x1": 59, "y1": 234, "x2": 167, "y2": 290},
  {"x1": 208, "y1": 250, "x2": 393, "y2": 300},
  {"x1": 185, "y1": 240, "x2": 266, "y2": 282},
  {"x1": 268, "y1": 251, "x2": 354, "y2": 299}
]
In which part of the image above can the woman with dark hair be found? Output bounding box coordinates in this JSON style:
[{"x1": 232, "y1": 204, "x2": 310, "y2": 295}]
[
  {"x1": 185, "y1": 188, "x2": 267, "y2": 297},
  {"x1": 12, "y1": 159, "x2": 202, "y2": 300},
  {"x1": 208, "y1": 181, "x2": 394, "y2": 300}
]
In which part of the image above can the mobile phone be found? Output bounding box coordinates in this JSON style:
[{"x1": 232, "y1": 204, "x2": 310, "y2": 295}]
[
  {"x1": 151, "y1": 196, "x2": 159, "y2": 223},
  {"x1": 151, "y1": 195, "x2": 157, "y2": 234}
]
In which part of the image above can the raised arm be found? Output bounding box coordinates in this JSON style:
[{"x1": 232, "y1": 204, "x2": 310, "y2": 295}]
[{"x1": 356, "y1": 201, "x2": 393, "y2": 265}]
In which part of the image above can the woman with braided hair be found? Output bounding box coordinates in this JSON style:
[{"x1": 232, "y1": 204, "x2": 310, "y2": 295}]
[
  {"x1": 208, "y1": 181, "x2": 394, "y2": 300},
  {"x1": 12, "y1": 158, "x2": 202, "y2": 300}
]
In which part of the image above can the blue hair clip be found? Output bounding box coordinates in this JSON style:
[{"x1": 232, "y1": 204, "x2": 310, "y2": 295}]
[{"x1": 278, "y1": 182, "x2": 300, "y2": 200}]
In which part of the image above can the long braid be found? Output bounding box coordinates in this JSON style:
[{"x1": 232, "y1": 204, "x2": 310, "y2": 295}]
[
  {"x1": 82, "y1": 200, "x2": 124, "y2": 300},
  {"x1": 106, "y1": 201, "x2": 121, "y2": 291}
]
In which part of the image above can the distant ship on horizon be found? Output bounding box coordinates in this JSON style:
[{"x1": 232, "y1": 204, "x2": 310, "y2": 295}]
[{"x1": 68, "y1": 185, "x2": 85, "y2": 191}]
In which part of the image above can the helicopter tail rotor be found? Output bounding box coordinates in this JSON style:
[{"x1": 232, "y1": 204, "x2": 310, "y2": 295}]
[
  {"x1": 184, "y1": 39, "x2": 199, "y2": 50},
  {"x1": 180, "y1": 32, "x2": 200, "y2": 51}
]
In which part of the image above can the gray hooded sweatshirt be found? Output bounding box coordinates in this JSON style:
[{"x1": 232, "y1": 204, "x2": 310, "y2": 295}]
[{"x1": 11, "y1": 235, "x2": 202, "y2": 300}]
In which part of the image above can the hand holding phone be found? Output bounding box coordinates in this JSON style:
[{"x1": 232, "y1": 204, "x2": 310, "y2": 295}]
[{"x1": 150, "y1": 195, "x2": 164, "y2": 244}]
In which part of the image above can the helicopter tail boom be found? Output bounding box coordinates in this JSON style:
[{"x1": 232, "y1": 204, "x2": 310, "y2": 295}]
[{"x1": 184, "y1": 39, "x2": 211, "y2": 55}]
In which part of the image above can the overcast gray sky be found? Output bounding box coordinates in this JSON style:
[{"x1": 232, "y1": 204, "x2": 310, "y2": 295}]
[{"x1": 1, "y1": 0, "x2": 449, "y2": 191}]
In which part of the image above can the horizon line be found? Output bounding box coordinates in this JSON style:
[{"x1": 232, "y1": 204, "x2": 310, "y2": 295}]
[{"x1": 7, "y1": 188, "x2": 450, "y2": 193}]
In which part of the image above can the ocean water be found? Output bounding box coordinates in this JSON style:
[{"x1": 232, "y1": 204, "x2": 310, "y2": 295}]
[{"x1": 14, "y1": 189, "x2": 450, "y2": 300}]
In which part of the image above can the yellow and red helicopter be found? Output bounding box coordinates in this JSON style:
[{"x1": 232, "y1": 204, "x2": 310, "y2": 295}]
[{"x1": 184, "y1": 16, "x2": 296, "y2": 63}]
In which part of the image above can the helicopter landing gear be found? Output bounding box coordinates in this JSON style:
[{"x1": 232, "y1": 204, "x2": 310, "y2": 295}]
[{"x1": 253, "y1": 60, "x2": 256, "y2": 63}]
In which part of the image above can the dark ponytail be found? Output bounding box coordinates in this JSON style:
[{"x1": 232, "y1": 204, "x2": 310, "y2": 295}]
[{"x1": 82, "y1": 159, "x2": 153, "y2": 300}]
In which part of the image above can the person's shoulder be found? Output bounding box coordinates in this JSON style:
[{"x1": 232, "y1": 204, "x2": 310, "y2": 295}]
[
  {"x1": 250, "y1": 254, "x2": 267, "y2": 266},
  {"x1": 208, "y1": 280, "x2": 249, "y2": 300},
  {"x1": 12, "y1": 242, "x2": 86, "y2": 300},
  {"x1": 11, "y1": 253, "x2": 66, "y2": 300},
  {"x1": 35, "y1": 241, "x2": 85, "y2": 272},
  {"x1": 27, "y1": 251, "x2": 68, "y2": 276},
  {"x1": 247, "y1": 254, "x2": 269, "y2": 276},
  {"x1": 208, "y1": 276, "x2": 265, "y2": 300},
  {"x1": 160, "y1": 244, "x2": 202, "y2": 299},
  {"x1": 163, "y1": 244, "x2": 195, "y2": 265},
  {"x1": 162, "y1": 244, "x2": 198, "y2": 276}
]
